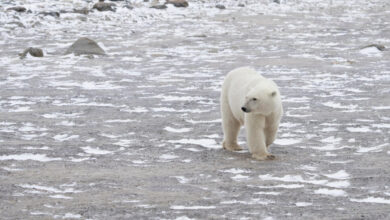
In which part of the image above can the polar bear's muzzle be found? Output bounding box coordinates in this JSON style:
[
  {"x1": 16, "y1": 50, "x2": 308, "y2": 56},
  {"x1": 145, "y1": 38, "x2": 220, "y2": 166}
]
[{"x1": 241, "y1": 106, "x2": 250, "y2": 113}]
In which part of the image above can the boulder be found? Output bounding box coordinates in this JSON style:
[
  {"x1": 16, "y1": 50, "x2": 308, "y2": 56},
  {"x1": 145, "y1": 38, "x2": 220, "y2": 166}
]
[
  {"x1": 73, "y1": 8, "x2": 90, "y2": 15},
  {"x1": 216, "y1": 4, "x2": 226, "y2": 9},
  {"x1": 19, "y1": 47, "x2": 44, "y2": 59},
  {"x1": 165, "y1": 0, "x2": 188, "y2": 8},
  {"x1": 65, "y1": 37, "x2": 106, "y2": 56},
  {"x1": 38, "y1": 11, "x2": 60, "y2": 17},
  {"x1": 92, "y1": 0, "x2": 116, "y2": 12},
  {"x1": 151, "y1": 4, "x2": 167, "y2": 9},
  {"x1": 362, "y1": 44, "x2": 386, "y2": 51},
  {"x1": 7, "y1": 6, "x2": 27, "y2": 12}
]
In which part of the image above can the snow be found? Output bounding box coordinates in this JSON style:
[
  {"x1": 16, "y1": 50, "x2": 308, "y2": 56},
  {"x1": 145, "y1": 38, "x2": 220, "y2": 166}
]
[
  {"x1": 0, "y1": 153, "x2": 61, "y2": 162},
  {"x1": 159, "y1": 154, "x2": 179, "y2": 160},
  {"x1": 323, "y1": 170, "x2": 350, "y2": 180},
  {"x1": 170, "y1": 205, "x2": 216, "y2": 210},
  {"x1": 359, "y1": 47, "x2": 382, "y2": 57},
  {"x1": 164, "y1": 127, "x2": 192, "y2": 133},
  {"x1": 49, "y1": 194, "x2": 73, "y2": 200},
  {"x1": 168, "y1": 139, "x2": 220, "y2": 149},
  {"x1": 274, "y1": 138, "x2": 302, "y2": 146},
  {"x1": 350, "y1": 197, "x2": 390, "y2": 204},
  {"x1": 356, "y1": 143, "x2": 388, "y2": 153},
  {"x1": 221, "y1": 168, "x2": 251, "y2": 174},
  {"x1": 81, "y1": 147, "x2": 113, "y2": 155},
  {"x1": 314, "y1": 188, "x2": 347, "y2": 197},
  {"x1": 295, "y1": 202, "x2": 313, "y2": 207}
]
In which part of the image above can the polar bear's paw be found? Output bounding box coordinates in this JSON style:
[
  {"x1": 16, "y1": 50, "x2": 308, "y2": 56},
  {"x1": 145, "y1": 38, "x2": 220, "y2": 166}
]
[
  {"x1": 222, "y1": 141, "x2": 243, "y2": 151},
  {"x1": 252, "y1": 154, "x2": 276, "y2": 161}
]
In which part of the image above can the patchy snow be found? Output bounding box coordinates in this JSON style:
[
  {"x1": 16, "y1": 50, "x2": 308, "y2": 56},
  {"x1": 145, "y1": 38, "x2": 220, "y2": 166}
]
[
  {"x1": 323, "y1": 170, "x2": 350, "y2": 180},
  {"x1": 274, "y1": 138, "x2": 302, "y2": 146},
  {"x1": 350, "y1": 197, "x2": 390, "y2": 204},
  {"x1": 81, "y1": 147, "x2": 113, "y2": 155},
  {"x1": 314, "y1": 188, "x2": 347, "y2": 197},
  {"x1": 170, "y1": 205, "x2": 216, "y2": 210},
  {"x1": 164, "y1": 127, "x2": 192, "y2": 133},
  {"x1": 0, "y1": 154, "x2": 61, "y2": 162},
  {"x1": 159, "y1": 154, "x2": 179, "y2": 160},
  {"x1": 295, "y1": 202, "x2": 313, "y2": 207},
  {"x1": 168, "y1": 139, "x2": 220, "y2": 149}
]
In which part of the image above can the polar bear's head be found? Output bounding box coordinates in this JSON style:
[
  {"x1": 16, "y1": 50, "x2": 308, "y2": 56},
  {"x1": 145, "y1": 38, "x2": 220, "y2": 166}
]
[{"x1": 241, "y1": 84, "x2": 279, "y2": 116}]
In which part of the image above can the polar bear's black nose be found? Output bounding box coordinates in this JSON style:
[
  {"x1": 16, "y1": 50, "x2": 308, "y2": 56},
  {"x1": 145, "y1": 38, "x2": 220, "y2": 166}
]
[{"x1": 241, "y1": 107, "x2": 247, "y2": 112}]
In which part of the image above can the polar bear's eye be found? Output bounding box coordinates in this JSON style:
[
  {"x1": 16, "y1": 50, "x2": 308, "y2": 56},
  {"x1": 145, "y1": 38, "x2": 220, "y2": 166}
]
[{"x1": 252, "y1": 98, "x2": 257, "y2": 101}]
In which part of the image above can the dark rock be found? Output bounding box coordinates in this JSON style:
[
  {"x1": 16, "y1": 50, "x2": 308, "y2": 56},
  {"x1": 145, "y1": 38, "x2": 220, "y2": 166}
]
[
  {"x1": 39, "y1": 12, "x2": 60, "y2": 17},
  {"x1": 73, "y1": 8, "x2": 90, "y2": 15},
  {"x1": 92, "y1": 1, "x2": 116, "y2": 12},
  {"x1": 124, "y1": 5, "x2": 134, "y2": 10},
  {"x1": 7, "y1": 22, "x2": 26, "y2": 28},
  {"x1": 216, "y1": 4, "x2": 226, "y2": 9},
  {"x1": 238, "y1": 3, "x2": 245, "y2": 7},
  {"x1": 19, "y1": 47, "x2": 44, "y2": 59},
  {"x1": 362, "y1": 44, "x2": 386, "y2": 51},
  {"x1": 273, "y1": 0, "x2": 280, "y2": 3},
  {"x1": 109, "y1": 0, "x2": 124, "y2": 1},
  {"x1": 65, "y1": 37, "x2": 106, "y2": 56},
  {"x1": 166, "y1": 0, "x2": 189, "y2": 8},
  {"x1": 7, "y1": 6, "x2": 27, "y2": 12},
  {"x1": 151, "y1": 4, "x2": 167, "y2": 9}
]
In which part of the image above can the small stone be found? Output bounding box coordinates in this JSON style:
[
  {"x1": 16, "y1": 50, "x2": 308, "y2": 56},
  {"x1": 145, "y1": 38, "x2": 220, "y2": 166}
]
[
  {"x1": 151, "y1": 4, "x2": 167, "y2": 9},
  {"x1": 38, "y1": 12, "x2": 60, "y2": 17},
  {"x1": 124, "y1": 5, "x2": 134, "y2": 10},
  {"x1": 238, "y1": 3, "x2": 245, "y2": 7},
  {"x1": 216, "y1": 4, "x2": 226, "y2": 9},
  {"x1": 362, "y1": 44, "x2": 386, "y2": 51},
  {"x1": 166, "y1": 0, "x2": 189, "y2": 8},
  {"x1": 7, "y1": 22, "x2": 25, "y2": 28},
  {"x1": 73, "y1": 8, "x2": 90, "y2": 15},
  {"x1": 19, "y1": 47, "x2": 44, "y2": 59},
  {"x1": 65, "y1": 37, "x2": 106, "y2": 56},
  {"x1": 7, "y1": 6, "x2": 27, "y2": 13},
  {"x1": 93, "y1": 2, "x2": 116, "y2": 12}
]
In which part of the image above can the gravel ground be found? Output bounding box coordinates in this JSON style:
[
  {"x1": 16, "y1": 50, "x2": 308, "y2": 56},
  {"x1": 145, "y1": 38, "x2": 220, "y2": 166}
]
[{"x1": 1, "y1": 0, "x2": 390, "y2": 219}]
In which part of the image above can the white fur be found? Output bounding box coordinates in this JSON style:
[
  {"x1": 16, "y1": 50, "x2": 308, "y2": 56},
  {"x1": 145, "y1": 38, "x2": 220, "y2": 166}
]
[{"x1": 220, "y1": 67, "x2": 283, "y2": 160}]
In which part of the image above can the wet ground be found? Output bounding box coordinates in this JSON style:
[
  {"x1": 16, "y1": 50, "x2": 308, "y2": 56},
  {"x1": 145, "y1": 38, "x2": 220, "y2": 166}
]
[{"x1": 1, "y1": 0, "x2": 390, "y2": 219}]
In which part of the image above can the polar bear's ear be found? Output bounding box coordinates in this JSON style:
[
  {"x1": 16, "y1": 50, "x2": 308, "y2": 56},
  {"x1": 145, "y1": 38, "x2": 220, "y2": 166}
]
[{"x1": 271, "y1": 91, "x2": 277, "y2": 97}]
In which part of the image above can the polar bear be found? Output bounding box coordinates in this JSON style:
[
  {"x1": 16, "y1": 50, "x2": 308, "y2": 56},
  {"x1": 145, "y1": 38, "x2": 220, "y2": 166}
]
[{"x1": 220, "y1": 67, "x2": 283, "y2": 160}]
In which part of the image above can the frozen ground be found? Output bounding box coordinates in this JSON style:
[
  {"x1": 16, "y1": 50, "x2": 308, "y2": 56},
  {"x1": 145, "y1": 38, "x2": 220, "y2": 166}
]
[{"x1": 1, "y1": 0, "x2": 390, "y2": 219}]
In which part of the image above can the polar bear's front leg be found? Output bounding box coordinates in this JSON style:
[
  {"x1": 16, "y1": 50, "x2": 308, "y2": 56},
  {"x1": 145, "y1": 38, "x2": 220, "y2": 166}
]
[{"x1": 245, "y1": 115, "x2": 275, "y2": 161}]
